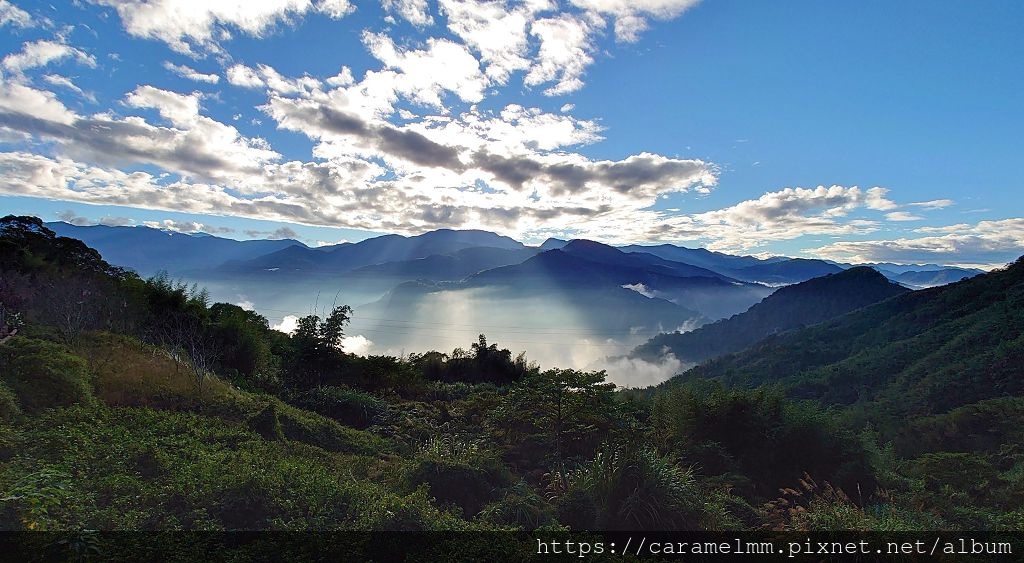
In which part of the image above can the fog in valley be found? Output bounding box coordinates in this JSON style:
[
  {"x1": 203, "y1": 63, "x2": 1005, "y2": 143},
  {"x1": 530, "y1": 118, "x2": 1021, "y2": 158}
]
[{"x1": 190, "y1": 273, "x2": 697, "y2": 387}]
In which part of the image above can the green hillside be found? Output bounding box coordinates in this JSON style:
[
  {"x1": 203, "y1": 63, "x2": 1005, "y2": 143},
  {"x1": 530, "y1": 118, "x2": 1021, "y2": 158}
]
[
  {"x1": 631, "y1": 267, "x2": 909, "y2": 364},
  {"x1": 671, "y1": 257, "x2": 1024, "y2": 429},
  {"x1": 2, "y1": 215, "x2": 1023, "y2": 535}
]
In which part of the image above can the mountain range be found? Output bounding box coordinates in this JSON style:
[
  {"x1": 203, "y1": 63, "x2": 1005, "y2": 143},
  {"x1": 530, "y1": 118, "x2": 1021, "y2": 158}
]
[
  {"x1": 46, "y1": 222, "x2": 981, "y2": 289},
  {"x1": 663, "y1": 256, "x2": 1024, "y2": 436},
  {"x1": 630, "y1": 266, "x2": 910, "y2": 365},
  {"x1": 41, "y1": 222, "x2": 988, "y2": 362}
]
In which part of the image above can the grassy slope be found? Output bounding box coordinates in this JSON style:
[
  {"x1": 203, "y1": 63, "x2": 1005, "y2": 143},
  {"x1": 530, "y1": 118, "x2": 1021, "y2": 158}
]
[{"x1": 0, "y1": 332, "x2": 472, "y2": 531}]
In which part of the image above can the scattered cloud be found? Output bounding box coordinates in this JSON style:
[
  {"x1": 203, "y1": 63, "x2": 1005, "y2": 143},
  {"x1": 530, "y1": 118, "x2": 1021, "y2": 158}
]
[
  {"x1": 811, "y1": 218, "x2": 1024, "y2": 268},
  {"x1": 163, "y1": 61, "x2": 220, "y2": 84},
  {"x1": 382, "y1": 0, "x2": 434, "y2": 27},
  {"x1": 886, "y1": 211, "x2": 923, "y2": 222},
  {"x1": 272, "y1": 314, "x2": 299, "y2": 334},
  {"x1": 55, "y1": 210, "x2": 135, "y2": 227},
  {"x1": 94, "y1": 0, "x2": 354, "y2": 56},
  {"x1": 142, "y1": 218, "x2": 235, "y2": 234},
  {"x1": 570, "y1": 0, "x2": 701, "y2": 42},
  {"x1": 2, "y1": 38, "x2": 96, "y2": 76},
  {"x1": 0, "y1": 0, "x2": 32, "y2": 28},
  {"x1": 42, "y1": 74, "x2": 96, "y2": 103},
  {"x1": 908, "y1": 199, "x2": 955, "y2": 210}
]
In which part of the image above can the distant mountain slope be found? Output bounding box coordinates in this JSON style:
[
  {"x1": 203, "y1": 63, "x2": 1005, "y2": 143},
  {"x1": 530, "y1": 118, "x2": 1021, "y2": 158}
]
[
  {"x1": 45, "y1": 222, "x2": 304, "y2": 276},
  {"x1": 349, "y1": 247, "x2": 539, "y2": 281},
  {"x1": 888, "y1": 267, "x2": 983, "y2": 289},
  {"x1": 668, "y1": 257, "x2": 1024, "y2": 428},
  {"x1": 618, "y1": 244, "x2": 782, "y2": 273},
  {"x1": 221, "y1": 229, "x2": 525, "y2": 274},
  {"x1": 464, "y1": 243, "x2": 774, "y2": 320},
  {"x1": 618, "y1": 244, "x2": 841, "y2": 285},
  {"x1": 730, "y1": 258, "x2": 843, "y2": 285},
  {"x1": 631, "y1": 267, "x2": 909, "y2": 364},
  {"x1": 559, "y1": 240, "x2": 739, "y2": 282}
]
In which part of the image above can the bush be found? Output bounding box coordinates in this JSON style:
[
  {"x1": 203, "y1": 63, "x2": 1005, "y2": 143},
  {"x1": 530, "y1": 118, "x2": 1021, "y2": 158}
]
[
  {"x1": 550, "y1": 445, "x2": 720, "y2": 531},
  {"x1": 0, "y1": 405, "x2": 422, "y2": 530},
  {"x1": 397, "y1": 436, "x2": 511, "y2": 518},
  {"x1": 478, "y1": 480, "x2": 554, "y2": 529},
  {"x1": 0, "y1": 381, "x2": 20, "y2": 422},
  {"x1": 274, "y1": 400, "x2": 392, "y2": 456},
  {"x1": 287, "y1": 386, "x2": 388, "y2": 429},
  {"x1": 0, "y1": 337, "x2": 92, "y2": 413}
]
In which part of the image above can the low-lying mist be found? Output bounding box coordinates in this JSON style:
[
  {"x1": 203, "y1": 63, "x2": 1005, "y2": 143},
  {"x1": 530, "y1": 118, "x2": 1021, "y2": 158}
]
[{"x1": 191, "y1": 274, "x2": 694, "y2": 387}]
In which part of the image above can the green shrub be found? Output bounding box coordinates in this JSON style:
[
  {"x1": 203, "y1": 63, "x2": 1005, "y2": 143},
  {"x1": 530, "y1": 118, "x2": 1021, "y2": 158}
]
[
  {"x1": 397, "y1": 436, "x2": 511, "y2": 518},
  {"x1": 287, "y1": 386, "x2": 389, "y2": 429},
  {"x1": 478, "y1": 480, "x2": 554, "y2": 529},
  {"x1": 0, "y1": 405, "x2": 424, "y2": 530},
  {"x1": 0, "y1": 337, "x2": 92, "y2": 413},
  {"x1": 274, "y1": 400, "x2": 392, "y2": 456},
  {"x1": 551, "y1": 445, "x2": 723, "y2": 531},
  {"x1": 0, "y1": 381, "x2": 20, "y2": 422}
]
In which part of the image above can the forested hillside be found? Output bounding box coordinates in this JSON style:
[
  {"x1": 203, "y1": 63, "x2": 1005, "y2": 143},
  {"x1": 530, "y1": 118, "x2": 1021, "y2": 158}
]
[
  {"x1": 631, "y1": 267, "x2": 909, "y2": 364},
  {"x1": 2, "y1": 215, "x2": 1022, "y2": 532}
]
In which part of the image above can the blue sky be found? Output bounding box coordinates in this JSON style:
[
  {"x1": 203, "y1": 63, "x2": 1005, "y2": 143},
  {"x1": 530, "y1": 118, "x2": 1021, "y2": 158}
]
[{"x1": 0, "y1": 0, "x2": 1021, "y2": 267}]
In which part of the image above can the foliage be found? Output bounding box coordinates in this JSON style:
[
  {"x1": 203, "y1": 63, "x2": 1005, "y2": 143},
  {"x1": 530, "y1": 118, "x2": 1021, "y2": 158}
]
[
  {"x1": 0, "y1": 382, "x2": 20, "y2": 423},
  {"x1": 286, "y1": 385, "x2": 389, "y2": 429},
  {"x1": 547, "y1": 444, "x2": 731, "y2": 531},
  {"x1": 1, "y1": 216, "x2": 1023, "y2": 534},
  {"x1": 396, "y1": 436, "x2": 511, "y2": 518},
  {"x1": 0, "y1": 337, "x2": 93, "y2": 414},
  {"x1": 494, "y1": 368, "x2": 621, "y2": 469}
]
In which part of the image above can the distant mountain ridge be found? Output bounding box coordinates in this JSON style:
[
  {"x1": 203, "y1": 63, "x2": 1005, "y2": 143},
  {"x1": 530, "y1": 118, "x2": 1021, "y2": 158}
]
[
  {"x1": 220, "y1": 228, "x2": 525, "y2": 274},
  {"x1": 45, "y1": 222, "x2": 305, "y2": 276},
  {"x1": 630, "y1": 267, "x2": 910, "y2": 365},
  {"x1": 665, "y1": 256, "x2": 1024, "y2": 431},
  {"x1": 48, "y1": 222, "x2": 981, "y2": 292},
  {"x1": 463, "y1": 241, "x2": 774, "y2": 320}
]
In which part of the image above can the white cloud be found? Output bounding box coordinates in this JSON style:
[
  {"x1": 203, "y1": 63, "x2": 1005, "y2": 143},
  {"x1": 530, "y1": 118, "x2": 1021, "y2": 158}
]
[
  {"x1": 0, "y1": 0, "x2": 32, "y2": 28},
  {"x1": 341, "y1": 334, "x2": 374, "y2": 355},
  {"x1": 570, "y1": 0, "x2": 701, "y2": 42},
  {"x1": 41, "y1": 74, "x2": 96, "y2": 103},
  {"x1": 439, "y1": 0, "x2": 534, "y2": 84},
  {"x1": 2, "y1": 39, "x2": 97, "y2": 75},
  {"x1": 599, "y1": 352, "x2": 685, "y2": 387},
  {"x1": 95, "y1": 0, "x2": 354, "y2": 56},
  {"x1": 908, "y1": 198, "x2": 955, "y2": 210},
  {"x1": 163, "y1": 61, "x2": 220, "y2": 84},
  {"x1": 225, "y1": 63, "x2": 320, "y2": 94},
  {"x1": 124, "y1": 85, "x2": 203, "y2": 125},
  {"x1": 382, "y1": 0, "x2": 434, "y2": 27},
  {"x1": 811, "y1": 218, "x2": 1024, "y2": 268},
  {"x1": 272, "y1": 314, "x2": 299, "y2": 334},
  {"x1": 142, "y1": 218, "x2": 234, "y2": 234},
  {"x1": 645, "y1": 186, "x2": 890, "y2": 252},
  {"x1": 0, "y1": 81, "x2": 76, "y2": 124},
  {"x1": 525, "y1": 13, "x2": 601, "y2": 95},
  {"x1": 363, "y1": 31, "x2": 488, "y2": 108},
  {"x1": 886, "y1": 211, "x2": 923, "y2": 222}
]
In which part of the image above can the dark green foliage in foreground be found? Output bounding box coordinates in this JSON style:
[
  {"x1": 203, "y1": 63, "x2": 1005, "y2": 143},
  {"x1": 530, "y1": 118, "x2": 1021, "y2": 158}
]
[
  {"x1": 650, "y1": 382, "x2": 875, "y2": 500},
  {"x1": 287, "y1": 385, "x2": 389, "y2": 429},
  {"x1": 0, "y1": 405, "x2": 464, "y2": 531},
  {"x1": 0, "y1": 337, "x2": 93, "y2": 414},
  {"x1": 2, "y1": 214, "x2": 1024, "y2": 533}
]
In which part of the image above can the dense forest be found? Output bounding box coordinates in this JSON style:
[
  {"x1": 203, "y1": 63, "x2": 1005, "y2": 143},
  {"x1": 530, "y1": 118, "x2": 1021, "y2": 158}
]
[{"x1": 1, "y1": 215, "x2": 1022, "y2": 532}]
